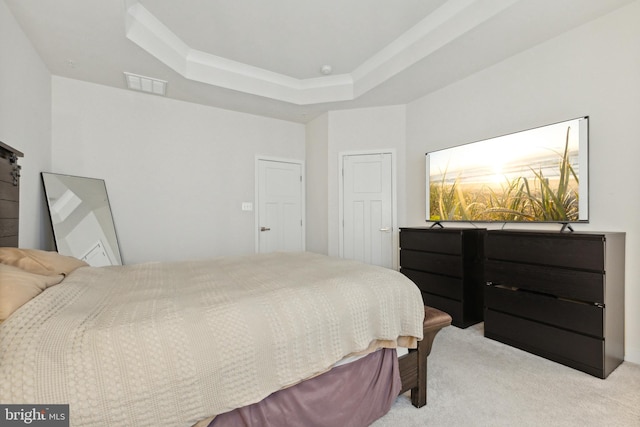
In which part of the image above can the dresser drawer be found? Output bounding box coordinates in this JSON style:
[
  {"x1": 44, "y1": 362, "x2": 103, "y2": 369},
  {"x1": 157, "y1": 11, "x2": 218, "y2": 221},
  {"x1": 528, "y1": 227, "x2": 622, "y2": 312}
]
[
  {"x1": 486, "y1": 232, "x2": 604, "y2": 271},
  {"x1": 485, "y1": 309, "x2": 605, "y2": 377},
  {"x1": 400, "y1": 249, "x2": 461, "y2": 277},
  {"x1": 485, "y1": 260, "x2": 604, "y2": 303},
  {"x1": 0, "y1": 200, "x2": 18, "y2": 218},
  {"x1": 485, "y1": 285, "x2": 603, "y2": 337},
  {"x1": 399, "y1": 229, "x2": 462, "y2": 255},
  {"x1": 0, "y1": 157, "x2": 15, "y2": 185},
  {"x1": 420, "y1": 292, "x2": 462, "y2": 323},
  {"x1": 0, "y1": 179, "x2": 19, "y2": 201},
  {"x1": 401, "y1": 268, "x2": 462, "y2": 300}
]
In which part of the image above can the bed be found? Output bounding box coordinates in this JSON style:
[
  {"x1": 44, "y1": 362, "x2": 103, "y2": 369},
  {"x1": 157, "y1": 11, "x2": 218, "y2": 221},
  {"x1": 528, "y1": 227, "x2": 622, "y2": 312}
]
[{"x1": 0, "y1": 145, "x2": 449, "y2": 426}]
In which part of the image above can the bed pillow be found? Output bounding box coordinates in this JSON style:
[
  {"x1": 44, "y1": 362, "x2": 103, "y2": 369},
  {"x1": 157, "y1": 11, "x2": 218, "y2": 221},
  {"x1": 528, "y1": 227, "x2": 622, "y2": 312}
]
[
  {"x1": 0, "y1": 248, "x2": 88, "y2": 277},
  {"x1": 0, "y1": 263, "x2": 64, "y2": 321}
]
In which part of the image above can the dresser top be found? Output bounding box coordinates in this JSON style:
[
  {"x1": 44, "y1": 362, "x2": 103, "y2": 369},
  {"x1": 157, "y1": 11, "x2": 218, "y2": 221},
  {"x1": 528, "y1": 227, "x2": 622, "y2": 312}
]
[{"x1": 0, "y1": 141, "x2": 24, "y2": 158}]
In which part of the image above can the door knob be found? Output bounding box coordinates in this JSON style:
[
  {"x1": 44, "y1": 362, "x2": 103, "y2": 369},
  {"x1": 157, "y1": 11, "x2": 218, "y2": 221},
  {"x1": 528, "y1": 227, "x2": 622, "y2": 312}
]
[
  {"x1": 379, "y1": 227, "x2": 392, "y2": 232},
  {"x1": 260, "y1": 227, "x2": 271, "y2": 232}
]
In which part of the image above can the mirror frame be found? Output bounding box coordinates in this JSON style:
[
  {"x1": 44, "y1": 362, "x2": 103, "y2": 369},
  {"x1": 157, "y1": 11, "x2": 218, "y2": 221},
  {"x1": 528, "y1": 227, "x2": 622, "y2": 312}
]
[{"x1": 41, "y1": 172, "x2": 123, "y2": 266}]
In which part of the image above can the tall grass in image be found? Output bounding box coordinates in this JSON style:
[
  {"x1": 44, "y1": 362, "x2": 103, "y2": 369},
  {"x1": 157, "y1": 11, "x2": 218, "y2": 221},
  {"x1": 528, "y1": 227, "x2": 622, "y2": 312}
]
[
  {"x1": 430, "y1": 170, "x2": 459, "y2": 221},
  {"x1": 429, "y1": 173, "x2": 489, "y2": 221},
  {"x1": 483, "y1": 176, "x2": 535, "y2": 221},
  {"x1": 522, "y1": 127, "x2": 579, "y2": 221}
]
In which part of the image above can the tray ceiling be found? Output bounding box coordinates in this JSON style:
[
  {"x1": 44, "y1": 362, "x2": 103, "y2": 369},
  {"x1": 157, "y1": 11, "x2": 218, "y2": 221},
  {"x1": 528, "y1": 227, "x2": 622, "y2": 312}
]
[{"x1": 5, "y1": 0, "x2": 634, "y2": 122}]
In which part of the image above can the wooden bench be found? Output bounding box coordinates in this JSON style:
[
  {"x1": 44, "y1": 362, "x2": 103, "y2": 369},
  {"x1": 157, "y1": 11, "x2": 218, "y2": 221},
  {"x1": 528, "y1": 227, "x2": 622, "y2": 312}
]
[{"x1": 398, "y1": 306, "x2": 452, "y2": 407}]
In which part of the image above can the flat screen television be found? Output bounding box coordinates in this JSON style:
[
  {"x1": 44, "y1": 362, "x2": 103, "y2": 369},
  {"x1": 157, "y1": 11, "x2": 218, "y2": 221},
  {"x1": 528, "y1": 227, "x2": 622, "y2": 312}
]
[{"x1": 426, "y1": 116, "x2": 588, "y2": 225}]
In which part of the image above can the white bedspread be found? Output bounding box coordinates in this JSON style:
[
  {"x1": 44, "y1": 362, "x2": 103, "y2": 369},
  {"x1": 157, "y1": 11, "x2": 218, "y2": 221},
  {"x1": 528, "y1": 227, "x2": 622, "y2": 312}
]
[{"x1": 0, "y1": 252, "x2": 424, "y2": 426}]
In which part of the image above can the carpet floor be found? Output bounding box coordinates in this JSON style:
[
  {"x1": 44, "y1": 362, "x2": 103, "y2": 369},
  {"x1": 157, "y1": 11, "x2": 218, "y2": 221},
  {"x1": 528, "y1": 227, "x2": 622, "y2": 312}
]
[{"x1": 374, "y1": 323, "x2": 640, "y2": 427}]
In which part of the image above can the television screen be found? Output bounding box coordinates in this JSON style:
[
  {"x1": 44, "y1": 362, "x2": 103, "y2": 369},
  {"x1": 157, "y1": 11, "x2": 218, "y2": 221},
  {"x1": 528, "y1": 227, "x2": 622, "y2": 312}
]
[{"x1": 426, "y1": 116, "x2": 588, "y2": 223}]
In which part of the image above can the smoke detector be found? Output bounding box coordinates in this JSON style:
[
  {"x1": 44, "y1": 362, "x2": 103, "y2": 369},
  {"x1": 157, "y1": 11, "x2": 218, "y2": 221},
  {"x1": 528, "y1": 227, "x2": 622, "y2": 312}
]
[{"x1": 320, "y1": 65, "x2": 333, "y2": 75}]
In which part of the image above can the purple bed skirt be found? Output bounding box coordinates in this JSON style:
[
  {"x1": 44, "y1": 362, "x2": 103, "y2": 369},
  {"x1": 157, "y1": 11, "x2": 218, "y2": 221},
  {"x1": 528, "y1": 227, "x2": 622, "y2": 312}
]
[{"x1": 209, "y1": 348, "x2": 401, "y2": 427}]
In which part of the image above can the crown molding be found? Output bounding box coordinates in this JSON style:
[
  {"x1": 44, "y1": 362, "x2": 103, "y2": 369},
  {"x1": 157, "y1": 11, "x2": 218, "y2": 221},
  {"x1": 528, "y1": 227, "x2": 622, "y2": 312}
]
[{"x1": 125, "y1": 0, "x2": 518, "y2": 105}]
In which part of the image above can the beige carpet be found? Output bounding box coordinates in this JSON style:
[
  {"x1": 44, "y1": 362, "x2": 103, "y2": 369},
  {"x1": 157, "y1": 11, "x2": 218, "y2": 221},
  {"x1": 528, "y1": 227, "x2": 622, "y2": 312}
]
[{"x1": 374, "y1": 323, "x2": 640, "y2": 427}]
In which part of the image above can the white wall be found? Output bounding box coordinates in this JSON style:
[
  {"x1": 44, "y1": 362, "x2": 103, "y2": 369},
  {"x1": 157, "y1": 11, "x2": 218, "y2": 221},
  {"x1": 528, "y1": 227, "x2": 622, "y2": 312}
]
[
  {"x1": 52, "y1": 77, "x2": 305, "y2": 264},
  {"x1": 405, "y1": 1, "x2": 640, "y2": 363},
  {"x1": 305, "y1": 113, "x2": 329, "y2": 254},
  {"x1": 0, "y1": 1, "x2": 52, "y2": 249},
  {"x1": 325, "y1": 105, "x2": 406, "y2": 258}
]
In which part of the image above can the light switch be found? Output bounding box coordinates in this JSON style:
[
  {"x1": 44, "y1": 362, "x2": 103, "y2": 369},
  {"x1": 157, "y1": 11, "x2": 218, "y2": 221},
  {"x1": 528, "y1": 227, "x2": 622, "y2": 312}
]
[{"x1": 241, "y1": 202, "x2": 253, "y2": 211}]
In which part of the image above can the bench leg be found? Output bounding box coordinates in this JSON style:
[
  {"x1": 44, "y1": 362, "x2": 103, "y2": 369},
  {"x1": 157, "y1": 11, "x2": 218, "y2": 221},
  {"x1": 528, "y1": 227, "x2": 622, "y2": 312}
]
[
  {"x1": 410, "y1": 328, "x2": 445, "y2": 407},
  {"x1": 410, "y1": 306, "x2": 452, "y2": 407}
]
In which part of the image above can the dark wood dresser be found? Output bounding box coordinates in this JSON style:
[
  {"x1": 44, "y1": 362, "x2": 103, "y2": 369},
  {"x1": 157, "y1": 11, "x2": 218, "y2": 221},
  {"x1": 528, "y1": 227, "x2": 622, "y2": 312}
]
[
  {"x1": 484, "y1": 230, "x2": 625, "y2": 378},
  {"x1": 399, "y1": 227, "x2": 485, "y2": 328},
  {"x1": 0, "y1": 141, "x2": 23, "y2": 247}
]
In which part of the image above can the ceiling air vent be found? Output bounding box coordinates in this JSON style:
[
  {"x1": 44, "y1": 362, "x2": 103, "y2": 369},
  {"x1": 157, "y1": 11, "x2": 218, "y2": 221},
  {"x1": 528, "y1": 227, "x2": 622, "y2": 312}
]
[{"x1": 124, "y1": 72, "x2": 167, "y2": 96}]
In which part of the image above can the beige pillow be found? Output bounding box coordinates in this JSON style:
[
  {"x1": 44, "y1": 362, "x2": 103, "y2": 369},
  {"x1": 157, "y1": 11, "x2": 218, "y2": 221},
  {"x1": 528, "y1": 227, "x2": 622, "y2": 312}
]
[
  {"x1": 0, "y1": 248, "x2": 88, "y2": 276},
  {"x1": 0, "y1": 263, "x2": 64, "y2": 321}
]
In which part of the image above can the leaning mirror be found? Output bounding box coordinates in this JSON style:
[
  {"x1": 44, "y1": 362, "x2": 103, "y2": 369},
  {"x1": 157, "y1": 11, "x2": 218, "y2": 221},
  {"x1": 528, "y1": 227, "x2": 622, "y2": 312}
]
[{"x1": 41, "y1": 172, "x2": 123, "y2": 266}]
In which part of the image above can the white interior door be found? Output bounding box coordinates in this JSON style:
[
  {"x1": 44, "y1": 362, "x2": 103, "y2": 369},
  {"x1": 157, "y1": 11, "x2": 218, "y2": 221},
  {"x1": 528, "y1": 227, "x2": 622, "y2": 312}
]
[
  {"x1": 257, "y1": 159, "x2": 304, "y2": 253},
  {"x1": 342, "y1": 153, "x2": 393, "y2": 268}
]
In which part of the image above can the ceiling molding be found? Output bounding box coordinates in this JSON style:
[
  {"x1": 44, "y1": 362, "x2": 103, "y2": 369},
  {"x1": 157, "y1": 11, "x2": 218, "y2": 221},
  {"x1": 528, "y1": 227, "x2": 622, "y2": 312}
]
[{"x1": 125, "y1": 0, "x2": 518, "y2": 105}]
